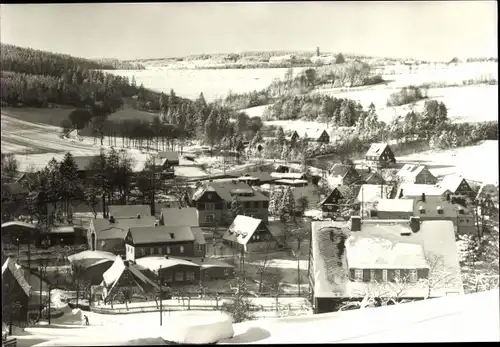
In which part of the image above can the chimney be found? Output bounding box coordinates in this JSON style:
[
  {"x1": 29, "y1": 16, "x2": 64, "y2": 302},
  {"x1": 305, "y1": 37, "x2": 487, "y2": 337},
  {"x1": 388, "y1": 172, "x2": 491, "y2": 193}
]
[
  {"x1": 154, "y1": 222, "x2": 159, "y2": 227},
  {"x1": 409, "y1": 216, "x2": 420, "y2": 232},
  {"x1": 421, "y1": 193, "x2": 426, "y2": 202},
  {"x1": 137, "y1": 214, "x2": 141, "y2": 219},
  {"x1": 109, "y1": 215, "x2": 115, "y2": 224},
  {"x1": 350, "y1": 216, "x2": 361, "y2": 232}
]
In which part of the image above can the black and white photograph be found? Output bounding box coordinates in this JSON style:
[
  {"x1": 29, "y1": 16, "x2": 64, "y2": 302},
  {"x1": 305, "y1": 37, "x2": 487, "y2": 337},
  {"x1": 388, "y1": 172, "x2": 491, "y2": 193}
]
[{"x1": 0, "y1": 1, "x2": 498, "y2": 345}]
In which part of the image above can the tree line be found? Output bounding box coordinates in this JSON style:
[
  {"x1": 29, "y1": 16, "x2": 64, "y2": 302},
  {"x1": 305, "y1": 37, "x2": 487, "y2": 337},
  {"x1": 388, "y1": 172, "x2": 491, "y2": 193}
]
[{"x1": 386, "y1": 85, "x2": 428, "y2": 107}]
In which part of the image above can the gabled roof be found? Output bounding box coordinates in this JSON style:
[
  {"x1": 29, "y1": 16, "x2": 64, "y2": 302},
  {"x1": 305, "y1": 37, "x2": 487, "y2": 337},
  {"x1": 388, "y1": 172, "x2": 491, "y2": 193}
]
[
  {"x1": 438, "y1": 175, "x2": 468, "y2": 193},
  {"x1": 191, "y1": 227, "x2": 206, "y2": 245},
  {"x1": 2, "y1": 257, "x2": 31, "y2": 297},
  {"x1": 366, "y1": 143, "x2": 390, "y2": 157},
  {"x1": 128, "y1": 225, "x2": 195, "y2": 245},
  {"x1": 157, "y1": 151, "x2": 180, "y2": 162},
  {"x1": 160, "y1": 207, "x2": 198, "y2": 227},
  {"x1": 413, "y1": 196, "x2": 472, "y2": 218},
  {"x1": 360, "y1": 171, "x2": 386, "y2": 184},
  {"x1": 320, "y1": 186, "x2": 349, "y2": 205},
  {"x1": 223, "y1": 215, "x2": 263, "y2": 245},
  {"x1": 108, "y1": 205, "x2": 152, "y2": 219},
  {"x1": 92, "y1": 217, "x2": 156, "y2": 240},
  {"x1": 102, "y1": 256, "x2": 126, "y2": 287},
  {"x1": 192, "y1": 182, "x2": 269, "y2": 202},
  {"x1": 397, "y1": 164, "x2": 428, "y2": 180},
  {"x1": 376, "y1": 199, "x2": 415, "y2": 213},
  {"x1": 73, "y1": 156, "x2": 99, "y2": 171},
  {"x1": 291, "y1": 128, "x2": 328, "y2": 140},
  {"x1": 330, "y1": 164, "x2": 354, "y2": 178},
  {"x1": 241, "y1": 172, "x2": 276, "y2": 183}
]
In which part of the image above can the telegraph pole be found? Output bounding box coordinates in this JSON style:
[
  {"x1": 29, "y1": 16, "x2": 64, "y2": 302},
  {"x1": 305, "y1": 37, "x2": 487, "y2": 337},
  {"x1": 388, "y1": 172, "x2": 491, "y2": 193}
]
[
  {"x1": 151, "y1": 155, "x2": 157, "y2": 216},
  {"x1": 159, "y1": 265, "x2": 163, "y2": 326}
]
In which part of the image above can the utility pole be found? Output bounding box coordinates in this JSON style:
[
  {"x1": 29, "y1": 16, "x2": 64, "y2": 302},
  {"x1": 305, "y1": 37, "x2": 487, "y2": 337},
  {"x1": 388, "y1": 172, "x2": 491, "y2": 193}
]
[
  {"x1": 159, "y1": 265, "x2": 162, "y2": 326},
  {"x1": 151, "y1": 154, "x2": 157, "y2": 217},
  {"x1": 39, "y1": 265, "x2": 43, "y2": 319},
  {"x1": 48, "y1": 286, "x2": 52, "y2": 325}
]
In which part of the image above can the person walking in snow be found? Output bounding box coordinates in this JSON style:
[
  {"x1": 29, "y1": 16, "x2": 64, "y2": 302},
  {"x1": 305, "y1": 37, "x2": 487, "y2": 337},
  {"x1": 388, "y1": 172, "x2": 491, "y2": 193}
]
[{"x1": 84, "y1": 315, "x2": 89, "y2": 326}]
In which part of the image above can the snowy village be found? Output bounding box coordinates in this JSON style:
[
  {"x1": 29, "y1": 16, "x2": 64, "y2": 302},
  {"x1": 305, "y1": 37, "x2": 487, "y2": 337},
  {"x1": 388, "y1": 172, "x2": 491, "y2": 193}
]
[{"x1": 1, "y1": 2, "x2": 499, "y2": 345}]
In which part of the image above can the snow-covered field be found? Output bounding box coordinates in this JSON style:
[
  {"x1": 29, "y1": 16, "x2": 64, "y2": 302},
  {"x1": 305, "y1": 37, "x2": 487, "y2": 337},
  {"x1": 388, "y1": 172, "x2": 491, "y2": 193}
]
[
  {"x1": 396, "y1": 140, "x2": 498, "y2": 185},
  {"x1": 104, "y1": 67, "x2": 307, "y2": 102}
]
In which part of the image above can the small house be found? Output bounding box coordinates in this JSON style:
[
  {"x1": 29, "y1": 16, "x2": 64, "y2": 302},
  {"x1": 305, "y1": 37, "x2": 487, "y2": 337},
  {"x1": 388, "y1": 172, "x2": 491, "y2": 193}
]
[
  {"x1": 125, "y1": 225, "x2": 206, "y2": 261},
  {"x1": 437, "y1": 175, "x2": 475, "y2": 198},
  {"x1": 365, "y1": 143, "x2": 396, "y2": 169},
  {"x1": 320, "y1": 186, "x2": 350, "y2": 216},
  {"x1": 289, "y1": 129, "x2": 330, "y2": 143},
  {"x1": 359, "y1": 170, "x2": 386, "y2": 185},
  {"x1": 396, "y1": 184, "x2": 452, "y2": 200},
  {"x1": 2, "y1": 258, "x2": 31, "y2": 326},
  {"x1": 396, "y1": 164, "x2": 438, "y2": 185},
  {"x1": 134, "y1": 256, "x2": 201, "y2": 286},
  {"x1": 157, "y1": 151, "x2": 180, "y2": 168},
  {"x1": 87, "y1": 216, "x2": 156, "y2": 255},
  {"x1": 237, "y1": 172, "x2": 277, "y2": 186},
  {"x1": 329, "y1": 164, "x2": 361, "y2": 186},
  {"x1": 223, "y1": 215, "x2": 277, "y2": 253}
]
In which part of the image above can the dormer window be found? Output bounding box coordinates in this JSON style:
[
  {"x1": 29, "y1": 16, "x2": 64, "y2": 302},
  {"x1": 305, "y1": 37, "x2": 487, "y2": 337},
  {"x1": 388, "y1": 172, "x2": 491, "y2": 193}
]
[
  {"x1": 419, "y1": 207, "x2": 426, "y2": 214},
  {"x1": 437, "y1": 206, "x2": 444, "y2": 215},
  {"x1": 458, "y1": 208, "x2": 465, "y2": 215}
]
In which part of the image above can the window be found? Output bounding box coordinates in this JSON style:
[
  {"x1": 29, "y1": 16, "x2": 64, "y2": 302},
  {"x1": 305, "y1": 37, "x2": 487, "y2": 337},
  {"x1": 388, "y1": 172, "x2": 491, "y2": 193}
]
[
  {"x1": 164, "y1": 273, "x2": 172, "y2": 283},
  {"x1": 180, "y1": 245, "x2": 185, "y2": 254},
  {"x1": 175, "y1": 272, "x2": 184, "y2": 281},
  {"x1": 157, "y1": 247, "x2": 162, "y2": 255},
  {"x1": 224, "y1": 269, "x2": 230, "y2": 276},
  {"x1": 254, "y1": 201, "x2": 260, "y2": 208},
  {"x1": 166, "y1": 246, "x2": 171, "y2": 254},
  {"x1": 394, "y1": 269, "x2": 401, "y2": 280},
  {"x1": 186, "y1": 271, "x2": 195, "y2": 281},
  {"x1": 205, "y1": 214, "x2": 214, "y2": 223},
  {"x1": 140, "y1": 248, "x2": 145, "y2": 256},
  {"x1": 354, "y1": 269, "x2": 363, "y2": 281},
  {"x1": 382, "y1": 270, "x2": 388, "y2": 282},
  {"x1": 150, "y1": 247, "x2": 155, "y2": 255},
  {"x1": 263, "y1": 201, "x2": 269, "y2": 208},
  {"x1": 197, "y1": 244, "x2": 203, "y2": 251},
  {"x1": 409, "y1": 270, "x2": 418, "y2": 282},
  {"x1": 206, "y1": 203, "x2": 215, "y2": 210},
  {"x1": 370, "y1": 270, "x2": 376, "y2": 282},
  {"x1": 244, "y1": 202, "x2": 251, "y2": 208},
  {"x1": 215, "y1": 202, "x2": 222, "y2": 210},
  {"x1": 197, "y1": 202, "x2": 206, "y2": 210}
]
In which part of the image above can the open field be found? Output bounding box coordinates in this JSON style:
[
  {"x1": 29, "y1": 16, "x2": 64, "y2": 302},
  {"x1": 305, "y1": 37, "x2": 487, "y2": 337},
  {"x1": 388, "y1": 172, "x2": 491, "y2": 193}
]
[{"x1": 105, "y1": 67, "x2": 308, "y2": 102}]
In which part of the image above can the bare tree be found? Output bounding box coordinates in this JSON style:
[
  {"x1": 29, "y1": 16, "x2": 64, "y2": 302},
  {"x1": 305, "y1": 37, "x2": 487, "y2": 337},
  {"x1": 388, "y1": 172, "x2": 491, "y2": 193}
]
[
  {"x1": 419, "y1": 252, "x2": 457, "y2": 299},
  {"x1": 253, "y1": 249, "x2": 274, "y2": 293}
]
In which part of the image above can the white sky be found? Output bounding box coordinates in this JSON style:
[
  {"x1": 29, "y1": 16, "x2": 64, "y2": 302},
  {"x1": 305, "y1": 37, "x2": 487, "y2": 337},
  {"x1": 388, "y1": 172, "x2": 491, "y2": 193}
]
[{"x1": 0, "y1": 2, "x2": 497, "y2": 61}]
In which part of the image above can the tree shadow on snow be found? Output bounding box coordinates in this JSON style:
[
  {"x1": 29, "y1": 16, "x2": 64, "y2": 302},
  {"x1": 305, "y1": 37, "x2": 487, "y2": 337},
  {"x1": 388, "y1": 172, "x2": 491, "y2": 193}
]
[{"x1": 225, "y1": 327, "x2": 271, "y2": 344}]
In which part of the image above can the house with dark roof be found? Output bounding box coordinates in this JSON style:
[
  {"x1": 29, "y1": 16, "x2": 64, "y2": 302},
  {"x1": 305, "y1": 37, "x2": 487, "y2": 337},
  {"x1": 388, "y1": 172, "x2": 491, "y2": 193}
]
[
  {"x1": 309, "y1": 217, "x2": 464, "y2": 314},
  {"x1": 134, "y1": 256, "x2": 201, "y2": 287},
  {"x1": 2, "y1": 258, "x2": 31, "y2": 325},
  {"x1": 222, "y1": 215, "x2": 277, "y2": 253},
  {"x1": 365, "y1": 143, "x2": 396, "y2": 169},
  {"x1": 289, "y1": 129, "x2": 330, "y2": 143},
  {"x1": 124, "y1": 225, "x2": 206, "y2": 261},
  {"x1": 108, "y1": 205, "x2": 152, "y2": 220},
  {"x1": 157, "y1": 151, "x2": 180, "y2": 168},
  {"x1": 88, "y1": 216, "x2": 156, "y2": 256},
  {"x1": 159, "y1": 207, "x2": 198, "y2": 227},
  {"x1": 329, "y1": 164, "x2": 361, "y2": 186},
  {"x1": 437, "y1": 175, "x2": 475, "y2": 198},
  {"x1": 396, "y1": 164, "x2": 438, "y2": 185},
  {"x1": 320, "y1": 186, "x2": 350, "y2": 217},
  {"x1": 359, "y1": 170, "x2": 386, "y2": 185},
  {"x1": 191, "y1": 181, "x2": 270, "y2": 227}
]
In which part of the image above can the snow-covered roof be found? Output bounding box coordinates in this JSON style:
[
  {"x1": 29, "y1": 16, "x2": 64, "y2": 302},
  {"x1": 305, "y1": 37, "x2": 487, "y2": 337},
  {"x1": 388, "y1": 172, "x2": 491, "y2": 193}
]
[
  {"x1": 414, "y1": 196, "x2": 472, "y2": 218},
  {"x1": 396, "y1": 164, "x2": 429, "y2": 181},
  {"x1": 2, "y1": 257, "x2": 31, "y2": 297},
  {"x1": 102, "y1": 256, "x2": 126, "y2": 287},
  {"x1": 291, "y1": 128, "x2": 327, "y2": 140},
  {"x1": 223, "y1": 215, "x2": 263, "y2": 245},
  {"x1": 357, "y1": 185, "x2": 393, "y2": 203},
  {"x1": 160, "y1": 207, "x2": 198, "y2": 227},
  {"x1": 366, "y1": 143, "x2": 390, "y2": 157},
  {"x1": 438, "y1": 175, "x2": 467, "y2": 193},
  {"x1": 108, "y1": 205, "x2": 152, "y2": 219},
  {"x1": 192, "y1": 182, "x2": 269, "y2": 202},
  {"x1": 376, "y1": 199, "x2": 414, "y2": 213},
  {"x1": 311, "y1": 219, "x2": 463, "y2": 298},
  {"x1": 135, "y1": 256, "x2": 200, "y2": 272},
  {"x1": 275, "y1": 179, "x2": 308, "y2": 185},
  {"x1": 1, "y1": 221, "x2": 37, "y2": 229},
  {"x1": 191, "y1": 227, "x2": 206, "y2": 245},
  {"x1": 345, "y1": 235, "x2": 428, "y2": 269},
  {"x1": 92, "y1": 217, "x2": 156, "y2": 239},
  {"x1": 67, "y1": 250, "x2": 117, "y2": 263},
  {"x1": 157, "y1": 151, "x2": 179, "y2": 162},
  {"x1": 397, "y1": 184, "x2": 451, "y2": 199}
]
